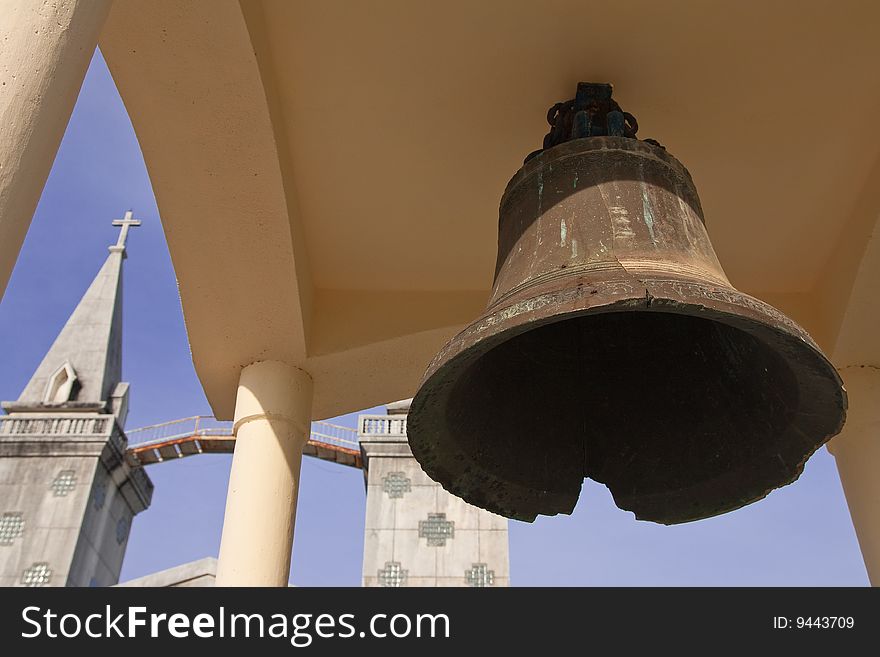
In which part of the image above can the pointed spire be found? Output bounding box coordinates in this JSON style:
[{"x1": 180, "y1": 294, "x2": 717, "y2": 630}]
[{"x1": 2, "y1": 212, "x2": 139, "y2": 413}]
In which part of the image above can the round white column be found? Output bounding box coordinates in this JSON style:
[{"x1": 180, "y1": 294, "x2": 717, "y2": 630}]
[
  {"x1": 827, "y1": 365, "x2": 880, "y2": 585},
  {"x1": 0, "y1": 0, "x2": 110, "y2": 299},
  {"x1": 216, "y1": 360, "x2": 314, "y2": 586}
]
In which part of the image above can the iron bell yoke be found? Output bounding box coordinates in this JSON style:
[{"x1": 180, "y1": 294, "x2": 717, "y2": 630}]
[{"x1": 408, "y1": 83, "x2": 847, "y2": 525}]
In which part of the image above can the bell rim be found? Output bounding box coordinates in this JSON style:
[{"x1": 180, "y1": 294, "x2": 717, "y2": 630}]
[{"x1": 408, "y1": 275, "x2": 847, "y2": 524}]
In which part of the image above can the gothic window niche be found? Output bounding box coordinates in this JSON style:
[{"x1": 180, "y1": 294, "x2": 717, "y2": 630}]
[{"x1": 43, "y1": 361, "x2": 77, "y2": 404}]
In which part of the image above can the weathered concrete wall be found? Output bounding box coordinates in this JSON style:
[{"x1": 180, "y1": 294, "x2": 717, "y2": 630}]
[
  {"x1": 0, "y1": 451, "x2": 96, "y2": 586},
  {"x1": 0, "y1": 417, "x2": 152, "y2": 587},
  {"x1": 360, "y1": 409, "x2": 509, "y2": 587},
  {"x1": 118, "y1": 557, "x2": 217, "y2": 588}
]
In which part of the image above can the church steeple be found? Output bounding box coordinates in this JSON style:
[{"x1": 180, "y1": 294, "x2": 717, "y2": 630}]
[
  {"x1": 0, "y1": 211, "x2": 152, "y2": 588},
  {"x1": 2, "y1": 212, "x2": 140, "y2": 420}
]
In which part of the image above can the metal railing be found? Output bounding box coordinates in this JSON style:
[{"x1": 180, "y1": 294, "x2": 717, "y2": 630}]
[
  {"x1": 124, "y1": 416, "x2": 230, "y2": 443},
  {"x1": 309, "y1": 421, "x2": 361, "y2": 450},
  {"x1": 126, "y1": 415, "x2": 359, "y2": 452}
]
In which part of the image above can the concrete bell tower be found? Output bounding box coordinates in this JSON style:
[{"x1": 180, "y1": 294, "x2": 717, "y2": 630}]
[
  {"x1": 359, "y1": 400, "x2": 510, "y2": 587},
  {"x1": 0, "y1": 212, "x2": 152, "y2": 587}
]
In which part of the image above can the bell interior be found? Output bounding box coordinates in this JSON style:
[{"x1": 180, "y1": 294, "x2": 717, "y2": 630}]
[{"x1": 444, "y1": 309, "x2": 805, "y2": 524}]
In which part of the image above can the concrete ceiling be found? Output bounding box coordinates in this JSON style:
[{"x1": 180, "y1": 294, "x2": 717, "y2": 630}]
[
  {"x1": 100, "y1": 0, "x2": 880, "y2": 419},
  {"x1": 262, "y1": 0, "x2": 880, "y2": 294}
]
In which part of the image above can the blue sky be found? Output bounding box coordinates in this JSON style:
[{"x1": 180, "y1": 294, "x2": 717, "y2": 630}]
[{"x1": 0, "y1": 51, "x2": 868, "y2": 586}]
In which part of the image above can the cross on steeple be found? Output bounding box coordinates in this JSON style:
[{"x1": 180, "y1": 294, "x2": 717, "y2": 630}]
[{"x1": 111, "y1": 210, "x2": 141, "y2": 251}]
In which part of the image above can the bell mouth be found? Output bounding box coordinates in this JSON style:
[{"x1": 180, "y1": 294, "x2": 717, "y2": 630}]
[{"x1": 408, "y1": 280, "x2": 847, "y2": 525}]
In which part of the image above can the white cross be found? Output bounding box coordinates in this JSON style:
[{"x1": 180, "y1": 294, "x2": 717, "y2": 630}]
[{"x1": 112, "y1": 210, "x2": 141, "y2": 249}]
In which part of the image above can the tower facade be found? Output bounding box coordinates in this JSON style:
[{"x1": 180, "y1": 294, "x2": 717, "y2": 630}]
[
  {"x1": 0, "y1": 213, "x2": 152, "y2": 587},
  {"x1": 359, "y1": 400, "x2": 510, "y2": 587}
]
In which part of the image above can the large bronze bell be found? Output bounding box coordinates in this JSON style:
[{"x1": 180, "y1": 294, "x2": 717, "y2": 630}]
[{"x1": 408, "y1": 83, "x2": 847, "y2": 525}]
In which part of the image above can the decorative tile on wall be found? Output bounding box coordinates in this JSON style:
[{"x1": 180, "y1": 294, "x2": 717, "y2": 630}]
[
  {"x1": 116, "y1": 516, "x2": 129, "y2": 545},
  {"x1": 465, "y1": 563, "x2": 495, "y2": 587},
  {"x1": 419, "y1": 513, "x2": 454, "y2": 547},
  {"x1": 0, "y1": 512, "x2": 25, "y2": 546},
  {"x1": 382, "y1": 471, "x2": 412, "y2": 499},
  {"x1": 93, "y1": 481, "x2": 107, "y2": 511},
  {"x1": 21, "y1": 562, "x2": 52, "y2": 587},
  {"x1": 51, "y1": 470, "x2": 77, "y2": 497},
  {"x1": 378, "y1": 561, "x2": 407, "y2": 587}
]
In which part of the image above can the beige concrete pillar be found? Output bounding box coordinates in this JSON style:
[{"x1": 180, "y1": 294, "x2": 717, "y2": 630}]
[
  {"x1": 216, "y1": 361, "x2": 314, "y2": 586},
  {"x1": 827, "y1": 365, "x2": 880, "y2": 586},
  {"x1": 0, "y1": 0, "x2": 110, "y2": 299}
]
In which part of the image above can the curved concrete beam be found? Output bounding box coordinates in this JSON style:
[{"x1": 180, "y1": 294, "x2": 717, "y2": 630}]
[
  {"x1": 819, "y1": 147, "x2": 880, "y2": 585},
  {"x1": 820, "y1": 147, "x2": 880, "y2": 364},
  {"x1": 100, "y1": 0, "x2": 311, "y2": 417},
  {"x1": 100, "y1": 1, "x2": 491, "y2": 420},
  {"x1": 0, "y1": 0, "x2": 110, "y2": 299}
]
